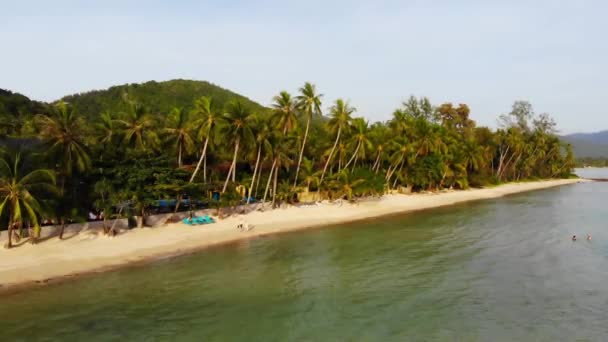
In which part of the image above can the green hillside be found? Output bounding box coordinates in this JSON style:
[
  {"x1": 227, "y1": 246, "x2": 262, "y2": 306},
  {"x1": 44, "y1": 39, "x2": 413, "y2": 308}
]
[
  {"x1": 61, "y1": 79, "x2": 270, "y2": 119},
  {"x1": 0, "y1": 89, "x2": 50, "y2": 136}
]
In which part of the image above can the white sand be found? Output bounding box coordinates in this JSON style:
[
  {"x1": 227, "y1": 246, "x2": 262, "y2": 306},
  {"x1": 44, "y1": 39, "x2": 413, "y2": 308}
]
[{"x1": 0, "y1": 179, "x2": 586, "y2": 291}]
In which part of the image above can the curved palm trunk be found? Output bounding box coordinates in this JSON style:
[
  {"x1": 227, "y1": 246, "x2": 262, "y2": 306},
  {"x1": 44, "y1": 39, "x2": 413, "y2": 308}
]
[
  {"x1": 222, "y1": 138, "x2": 240, "y2": 193},
  {"x1": 344, "y1": 141, "x2": 361, "y2": 170},
  {"x1": 320, "y1": 127, "x2": 341, "y2": 186},
  {"x1": 293, "y1": 116, "x2": 311, "y2": 188},
  {"x1": 189, "y1": 129, "x2": 211, "y2": 183},
  {"x1": 247, "y1": 145, "x2": 262, "y2": 205},
  {"x1": 263, "y1": 159, "x2": 277, "y2": 204},
  {"x1": 372, "y1": 151, "x2": 380, "y2": 173},
  {"x1": 391, "y1": 157, "x2": 406, "y2": 188}
]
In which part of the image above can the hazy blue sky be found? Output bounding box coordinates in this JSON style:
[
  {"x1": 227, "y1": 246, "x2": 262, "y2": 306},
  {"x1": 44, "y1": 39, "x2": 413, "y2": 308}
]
[{"x1": 1, "y1": 0, "x2": 606, "y2": 133}]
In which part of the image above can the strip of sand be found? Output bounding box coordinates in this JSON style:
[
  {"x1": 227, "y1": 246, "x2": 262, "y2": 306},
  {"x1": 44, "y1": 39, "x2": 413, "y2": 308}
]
[{"x1": 0, "y1": 179, "x2": 587, "y2": 291}]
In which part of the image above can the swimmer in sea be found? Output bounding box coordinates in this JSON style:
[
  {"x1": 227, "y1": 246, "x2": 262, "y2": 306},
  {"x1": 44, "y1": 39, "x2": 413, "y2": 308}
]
[
  {"x1": 587, "y1": 234, "x2": 592, "y2": 241},
  {"x1": 572, "y1": 235, "x2": 577, "y2": 241}
]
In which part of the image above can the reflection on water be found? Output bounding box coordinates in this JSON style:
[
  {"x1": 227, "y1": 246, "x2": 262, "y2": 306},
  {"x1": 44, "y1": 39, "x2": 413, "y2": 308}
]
[{"x1": 1, "y1": 181, "x2": 607, "y2": 340}]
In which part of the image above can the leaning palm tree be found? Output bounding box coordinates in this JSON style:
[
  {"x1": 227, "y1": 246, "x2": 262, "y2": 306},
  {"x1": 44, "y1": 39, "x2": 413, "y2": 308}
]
[
  {"x1": 293, "y1": 83, "x2": 323, "y2": 187},
  {"x1": 164, "y1": 107, "x2": 195, "y2": 168},
  {"x1": 319, "y1": 99, "x2": 355, "y2": 186},
  {"x1": 189, "y1": 96, "x2": 223, "y2": 182},
  {"x1": 344, "y1": 118, "x2": 372, "y2": 171},
  {"x1": 115, "y1": 103, "x2": 159, "y2": 152},
  {"x1": 0, "y1": 152, "x2": 56, "y2": 248},
  {"x1": 221, "y1": 101, "x2": 255, "y2": 193},
  {"x1": 271, "y1": 91, "x2": 298, "y2": 135}
]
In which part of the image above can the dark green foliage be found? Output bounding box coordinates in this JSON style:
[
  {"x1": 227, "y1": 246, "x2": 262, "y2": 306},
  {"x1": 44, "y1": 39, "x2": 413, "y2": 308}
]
[{"x1": 61, "y1": 79, "x2": 270, "y2": 120}]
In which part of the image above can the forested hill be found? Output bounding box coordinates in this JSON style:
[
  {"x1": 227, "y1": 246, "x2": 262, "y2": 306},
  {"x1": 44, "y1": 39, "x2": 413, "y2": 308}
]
[
  {"x1": 61, "y1": 79, "x2": 270, "y2": 119},
  {"x1": 0, "y1": 89, "x2": 48, "y2": 117}
]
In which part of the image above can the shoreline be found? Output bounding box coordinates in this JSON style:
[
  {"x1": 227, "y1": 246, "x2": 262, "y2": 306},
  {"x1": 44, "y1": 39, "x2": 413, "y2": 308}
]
[{"x1": 0, "y1": 179, "x2": 588, "y2": 294}]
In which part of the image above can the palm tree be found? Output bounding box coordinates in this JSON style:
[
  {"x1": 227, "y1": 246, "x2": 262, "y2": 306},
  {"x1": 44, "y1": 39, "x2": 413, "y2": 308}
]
[
  {"x1": 271, "y1": 91, "x2": 298, "y2": 135},
  {"x1": 412, "y1": 118, "x2": 447, "y2": 158},
  {"x1": 344, "y1": 118, "x2": 372, "y2": 171},
  {"x1": 115, "y1": 103, "x2": 159, "y2": 152},
  {"x1": 35, "y1": 102, "x2": 91, "y2": 239},
  {"x1": 386, "y1": 136, "x2": 413, "y2": 187},
  {"x1": 189, "y1": 96, "x2": 223, "y2": 183},
  {"x1": 247, "y1": 115, "x2": 272, "y2": 204},
  {"x1": 221, "y1": 101, "x2": 254, "y2": 193},
  {"x1": 164, "y1": 107, "x2": 195, "y2": 168},
  {"x1": 319, "y1": 99, "x2": 355, "y2": 185},
  {"x1": 294, "y1": 83, "x2": 322, "y2": 187},
  {"x1": 0, "y1": 152, "x2": 56, "y2": 248},
  {"x1": 35, "y1": 101, "x2": 91, "y2": 177},
  {"x1": 95, "y1": 111, "x2": 118, "y2": 147}
]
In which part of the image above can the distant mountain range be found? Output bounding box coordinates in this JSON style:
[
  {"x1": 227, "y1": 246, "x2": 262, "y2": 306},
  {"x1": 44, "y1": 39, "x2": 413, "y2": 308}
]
[{"x1": 562, "y1": 131, "x2": 608, "y2": 158}]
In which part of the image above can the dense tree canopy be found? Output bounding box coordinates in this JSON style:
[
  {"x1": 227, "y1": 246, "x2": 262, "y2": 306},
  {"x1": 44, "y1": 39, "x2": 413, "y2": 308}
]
[{"x1": 0, "y1": 81, "x2": 576, "y2": 248}]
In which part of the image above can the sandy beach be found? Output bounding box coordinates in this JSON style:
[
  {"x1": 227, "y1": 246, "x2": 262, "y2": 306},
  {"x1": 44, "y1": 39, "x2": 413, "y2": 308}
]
[{"x1": 0, "y1": 179, "x2": 586, "y2": 292}]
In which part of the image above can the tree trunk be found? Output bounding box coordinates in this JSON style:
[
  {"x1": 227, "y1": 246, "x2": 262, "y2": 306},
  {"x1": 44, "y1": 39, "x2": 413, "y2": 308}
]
[
  {"x1": 372, "y1": 151, "x2": 381, "y2": 173},
  {"x1": 255, "y1": 164, "x2": 263, "y2": 197},
  {"x1": 59, "y1": 218, "x2": 66, "y2": 240},
  {"x1": 344, "y1": 141, "x2": 361, "y2": 170},
  {"x1": 138, "y1": 208, "x2": 145, "y2": 228},
  {"x1": 247, "y1": 145, "x2": 262, "y2": 205},
  {"x1": 109, "y1": 205, "x2": 124, "y2": 236},
  {"x1": 203, "y1": 154, "x2": 207, "y2": 183},
  {"x1": 392, "y1": 158, "x2": 406, "y2": 189},
  {"x1": 178, "y1": 142, "x2": 183, "y2": 168},
  {"x1": 6, "y1": 213, "x2": 13, "y2": 248},
  {"x1": 263, "y1": 159, "x2": 277, "y2": 204},
  {"x1": 189, "y1": 131, "x2": 211, "y2": 183},
  {"x1": 293, "y1": 116, "x2": 311, "y2": 188},
  {"x1": 272, "y1": 165, "x2": 279, "y2": 208},
  {"x1": 320, "y1": 127, "x2": 341, "y2": 186},
  {"x1": 223, "y1": 138, "x2": 240, "y2": 193}
]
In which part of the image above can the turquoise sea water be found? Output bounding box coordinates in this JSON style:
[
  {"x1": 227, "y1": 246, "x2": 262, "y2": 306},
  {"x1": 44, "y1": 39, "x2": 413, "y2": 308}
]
[{"x1": 1, "y1": 174, "x2": 607, "y2": 341}]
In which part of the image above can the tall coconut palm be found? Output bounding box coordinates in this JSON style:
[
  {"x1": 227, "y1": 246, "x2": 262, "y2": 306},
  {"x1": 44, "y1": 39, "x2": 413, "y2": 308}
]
[
  {"x1": 35, "y1": 101, "x2": 91, "y2": 177},
  {"x1": 35, "y1": 102, "x2": 91, "y2": 239},
  {"x1": 164, "y1": 107, "x2": 195, "y2": 168},
  {"x1": 271, "y1": 91, "x2": 298, "y2": 135},
  {"x1": 189, "y1": 96, "x2": 223, "y2": 182},
  {"x1": 319, "y1": 99, "x2": 354, "y2": 185},
  {"x1": 247, "y1": 115, "x2": 273, "y2": 204},
  {"x1": 0, "y1": 152, "x2": 56, "y2": 248},
  {"x1": 293, "y1": 83, "x2": 322, "y2": 187},
  {"x1": 115, "y1": 103, "x2": 159, "y2": 152},
  {"x1": 221, "y1": 101, "x2": 254, "y2": 193}
]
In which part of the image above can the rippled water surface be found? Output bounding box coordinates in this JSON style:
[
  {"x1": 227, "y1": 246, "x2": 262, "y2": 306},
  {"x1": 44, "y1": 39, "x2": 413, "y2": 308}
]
[{"x1": 1, "y1": 178, "x2": 608, "y2": 341}]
